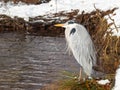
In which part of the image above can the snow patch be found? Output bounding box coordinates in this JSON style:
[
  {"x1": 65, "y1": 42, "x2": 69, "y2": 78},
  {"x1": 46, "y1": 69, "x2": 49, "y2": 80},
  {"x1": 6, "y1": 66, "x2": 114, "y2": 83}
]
[
  {"x1": 113, "y1": 66, "x2": 120, "y2": 90},
  {"x1": 97, "y1": 79, "x2": 110, "y2": 85}
]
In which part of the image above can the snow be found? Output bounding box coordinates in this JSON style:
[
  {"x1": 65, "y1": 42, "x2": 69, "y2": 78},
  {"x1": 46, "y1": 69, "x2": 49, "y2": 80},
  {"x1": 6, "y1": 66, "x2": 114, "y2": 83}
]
[
  {"x1": 113, "y1": 66, "x2": 120, "y2": 90},
  {"x1": 0, "y1": 0, "x2": 120, "y2": 35},
  {"x1": 97, "y1": 79, "x2": 110, "y2": 85}
]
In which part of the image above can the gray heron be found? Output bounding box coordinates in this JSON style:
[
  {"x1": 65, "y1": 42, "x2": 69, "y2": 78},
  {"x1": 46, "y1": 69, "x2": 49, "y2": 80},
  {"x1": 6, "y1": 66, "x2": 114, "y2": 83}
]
[{"x1": 55, "y1": 20, "x2": 96, "y2": 80}]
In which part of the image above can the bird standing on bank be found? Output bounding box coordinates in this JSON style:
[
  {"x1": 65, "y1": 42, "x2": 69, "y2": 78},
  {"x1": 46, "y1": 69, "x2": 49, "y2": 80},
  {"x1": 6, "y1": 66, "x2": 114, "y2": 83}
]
[{"x1": 55, "y1": 20, "x2": 96, "y2": 80}]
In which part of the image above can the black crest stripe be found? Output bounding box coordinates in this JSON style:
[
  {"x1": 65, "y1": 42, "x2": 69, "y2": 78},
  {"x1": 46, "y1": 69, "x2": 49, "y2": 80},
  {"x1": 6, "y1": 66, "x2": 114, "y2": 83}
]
[{"x1": 70, "y1": 28, "x2": 76, "y2": 35}]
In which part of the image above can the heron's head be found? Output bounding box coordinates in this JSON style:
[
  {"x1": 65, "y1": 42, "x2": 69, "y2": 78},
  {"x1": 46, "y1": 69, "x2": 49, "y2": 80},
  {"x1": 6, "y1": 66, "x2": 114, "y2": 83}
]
[{"x1": 54, "y1": 20, "x2": 76, "y2": 28}]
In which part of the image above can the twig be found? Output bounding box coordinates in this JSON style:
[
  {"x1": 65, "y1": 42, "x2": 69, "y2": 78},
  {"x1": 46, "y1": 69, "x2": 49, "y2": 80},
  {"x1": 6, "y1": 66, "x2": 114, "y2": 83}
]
[
  {"x1": 108, "y1": 14, "x2": 119, "y2": 32},
  {"x1": 115, "y1": 37, "x2": 119, "y2": 53}
]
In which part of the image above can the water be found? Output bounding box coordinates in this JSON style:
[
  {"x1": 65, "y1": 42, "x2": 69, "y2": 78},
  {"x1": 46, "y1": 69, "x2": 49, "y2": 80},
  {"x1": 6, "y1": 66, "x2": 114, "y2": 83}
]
[{"x1": 0, "y1": 32, "x2": 79, "y2": 90}]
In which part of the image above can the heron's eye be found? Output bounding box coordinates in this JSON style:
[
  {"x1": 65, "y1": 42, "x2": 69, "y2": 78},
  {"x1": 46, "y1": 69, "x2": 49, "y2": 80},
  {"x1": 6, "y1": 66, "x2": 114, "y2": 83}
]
[{"x1": 70, "y1": 28, "x2": 76, "y2": 35}]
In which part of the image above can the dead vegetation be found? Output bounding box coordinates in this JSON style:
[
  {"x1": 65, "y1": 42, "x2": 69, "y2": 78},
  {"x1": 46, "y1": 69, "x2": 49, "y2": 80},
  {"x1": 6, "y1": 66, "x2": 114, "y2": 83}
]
[
  {"x1": 0, "y1": 15, "x2": 26, "y2": 32},
  {"x1": 42, "y1": 79, "x2": 112, "y2": 90}
]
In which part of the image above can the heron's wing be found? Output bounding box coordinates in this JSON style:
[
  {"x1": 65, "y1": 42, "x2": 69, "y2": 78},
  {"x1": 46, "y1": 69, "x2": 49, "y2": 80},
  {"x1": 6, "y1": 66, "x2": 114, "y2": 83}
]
[{"x1": 65, "y1": 41, "x2": 73, "y2": 55}]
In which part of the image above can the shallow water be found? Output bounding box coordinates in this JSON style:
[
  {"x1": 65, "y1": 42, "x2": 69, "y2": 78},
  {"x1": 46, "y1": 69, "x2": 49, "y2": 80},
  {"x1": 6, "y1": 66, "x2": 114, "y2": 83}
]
[{"x1": 0, "y1": 32, "x2": 79, "y2": 90}]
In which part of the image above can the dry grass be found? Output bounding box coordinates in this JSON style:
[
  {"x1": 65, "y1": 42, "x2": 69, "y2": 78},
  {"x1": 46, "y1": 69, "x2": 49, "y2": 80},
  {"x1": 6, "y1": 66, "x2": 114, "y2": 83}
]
[{"x1": 41, "y1": 78, "x2": 112, "y2": 90}]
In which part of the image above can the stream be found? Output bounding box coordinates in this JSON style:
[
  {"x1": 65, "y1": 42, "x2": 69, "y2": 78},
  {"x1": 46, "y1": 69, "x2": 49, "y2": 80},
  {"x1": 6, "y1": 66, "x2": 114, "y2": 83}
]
[{"x1": 0, "y1": 32, "x2": 79, "y2": 90}]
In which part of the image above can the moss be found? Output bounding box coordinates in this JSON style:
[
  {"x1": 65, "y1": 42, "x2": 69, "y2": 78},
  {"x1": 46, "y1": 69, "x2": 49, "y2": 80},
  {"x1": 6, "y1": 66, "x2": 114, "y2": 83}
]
[{"x1": 42, "y1": 78, "x2": 112, "y2": 90}]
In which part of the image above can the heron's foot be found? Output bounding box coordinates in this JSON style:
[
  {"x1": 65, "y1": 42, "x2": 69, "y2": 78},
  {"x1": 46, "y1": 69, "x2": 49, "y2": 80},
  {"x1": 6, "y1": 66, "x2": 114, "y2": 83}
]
[
  {"x1": 78, "y1": 76, "x2": 93, "y2": 82},
  {"x1": 78, "y1": 74, "x2": 86, "y2": 81},
  {"x1": 78, "y1": 76, "x2": 81, "y2": 81},
  {"x1": 87, "y1": 76, "x2": 93, "y2": 80}
]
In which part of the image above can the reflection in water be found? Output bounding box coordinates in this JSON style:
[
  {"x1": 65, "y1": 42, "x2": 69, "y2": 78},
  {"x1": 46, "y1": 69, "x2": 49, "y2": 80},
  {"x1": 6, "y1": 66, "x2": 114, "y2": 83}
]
[{"x1": 0, "y1": 32, "x2": 79, "y2": 90}]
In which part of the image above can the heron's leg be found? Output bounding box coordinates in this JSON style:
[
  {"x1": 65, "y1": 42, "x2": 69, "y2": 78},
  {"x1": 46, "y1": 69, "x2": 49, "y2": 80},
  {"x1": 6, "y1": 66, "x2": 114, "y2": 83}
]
[{"x1": 78, "y1": 67, "x2": 82, "y2": 81}]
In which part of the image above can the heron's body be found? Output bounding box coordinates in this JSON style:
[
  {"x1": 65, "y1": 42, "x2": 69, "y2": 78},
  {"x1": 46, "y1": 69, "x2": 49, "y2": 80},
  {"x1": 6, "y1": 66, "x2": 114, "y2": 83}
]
[
  {"x1": 65, "y1": 23, "x2": 96, "y2": 77},
  {"x1": 55, "y1": 20, "x2": 96, "y2": 78}
]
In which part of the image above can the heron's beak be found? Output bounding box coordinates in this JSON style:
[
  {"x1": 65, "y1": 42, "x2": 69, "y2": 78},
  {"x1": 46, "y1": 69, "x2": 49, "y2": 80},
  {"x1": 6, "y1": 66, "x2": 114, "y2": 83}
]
[{"x1": 54, "y1": 24, "x2": 64, "y2": 27}]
